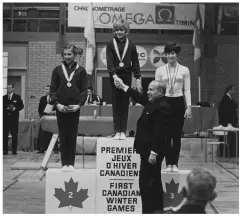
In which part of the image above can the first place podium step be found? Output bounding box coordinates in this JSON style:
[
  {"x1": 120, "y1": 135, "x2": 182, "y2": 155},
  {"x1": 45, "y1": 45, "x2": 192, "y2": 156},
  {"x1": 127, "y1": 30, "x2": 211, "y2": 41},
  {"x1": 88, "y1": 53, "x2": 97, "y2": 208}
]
[{"x1": 45, "y1": 169, "x2": 96, "y2": 214}]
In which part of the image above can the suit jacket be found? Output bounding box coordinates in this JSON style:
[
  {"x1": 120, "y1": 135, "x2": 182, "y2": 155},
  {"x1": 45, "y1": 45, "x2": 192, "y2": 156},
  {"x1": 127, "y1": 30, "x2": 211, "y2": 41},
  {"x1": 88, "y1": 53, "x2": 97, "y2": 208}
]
[
  {"x1": 85, "y1": 94, "x2": 103, "y2": 105},
  {"x1": 218, "y1": 94, "x2": 238, "y2": 127},
  {"x1": 126, "y1": 88, "x2": 170, "y2": 157},
  {"x1": 38, "y1": 95, "x2": 55, "y2": 118},
  {"x1": 3, "y1": 93, "x2": 24, "y2": 123}
]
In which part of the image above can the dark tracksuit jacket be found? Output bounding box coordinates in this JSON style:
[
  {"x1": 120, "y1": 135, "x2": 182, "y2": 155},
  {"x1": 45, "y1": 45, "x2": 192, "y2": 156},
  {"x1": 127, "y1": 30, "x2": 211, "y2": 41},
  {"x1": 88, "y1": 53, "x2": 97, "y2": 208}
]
[
  {"x1": 106, "y1": 36, "x2": 141, "y2": 133},
  {"x1": 50, "y1": 61, "x2": 87, "y2": 166}
]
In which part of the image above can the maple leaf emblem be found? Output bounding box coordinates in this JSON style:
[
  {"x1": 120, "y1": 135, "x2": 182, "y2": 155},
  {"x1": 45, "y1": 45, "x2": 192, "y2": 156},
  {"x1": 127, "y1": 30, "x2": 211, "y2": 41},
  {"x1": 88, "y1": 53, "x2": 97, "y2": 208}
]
[
  {"x1": 163, "y1": 179, "x2": 184, "y2": 208},
  {"x1": 54, "y1": 177, "x2": 89, "y2": 211}
]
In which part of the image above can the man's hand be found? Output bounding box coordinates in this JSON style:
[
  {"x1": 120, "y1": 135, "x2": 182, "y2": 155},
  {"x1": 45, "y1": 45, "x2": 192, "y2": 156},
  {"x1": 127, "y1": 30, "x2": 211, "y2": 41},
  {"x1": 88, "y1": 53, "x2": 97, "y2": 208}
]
[{"x1": 148, "y1": 153, "x2": 157, "y2": 165}]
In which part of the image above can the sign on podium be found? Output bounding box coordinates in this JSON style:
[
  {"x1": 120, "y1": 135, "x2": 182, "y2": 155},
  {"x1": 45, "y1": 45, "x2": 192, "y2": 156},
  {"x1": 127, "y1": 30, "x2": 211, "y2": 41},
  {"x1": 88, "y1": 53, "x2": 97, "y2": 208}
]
[
  {"x1": 45, "y1": 169, "x2": 96, "y2": 214},
  {"x1": 96, "y1": 137, "x2": 142, "y2": 214}
]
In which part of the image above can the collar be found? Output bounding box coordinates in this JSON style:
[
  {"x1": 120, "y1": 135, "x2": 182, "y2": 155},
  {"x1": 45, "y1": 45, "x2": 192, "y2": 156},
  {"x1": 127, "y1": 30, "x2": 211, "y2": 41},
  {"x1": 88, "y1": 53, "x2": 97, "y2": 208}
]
[
  {"x1": 114, "y1": 36, "x2": 127, "y2": 43},
  {"x1": 226, "y1": 93, "x2": 232, "y2": 99},
  {"x1": 63, "y1": 61, "x2": 77, "y2": 69},
  {"x1": 8, "y1": 92, "x2": 13, "y2": 97}
]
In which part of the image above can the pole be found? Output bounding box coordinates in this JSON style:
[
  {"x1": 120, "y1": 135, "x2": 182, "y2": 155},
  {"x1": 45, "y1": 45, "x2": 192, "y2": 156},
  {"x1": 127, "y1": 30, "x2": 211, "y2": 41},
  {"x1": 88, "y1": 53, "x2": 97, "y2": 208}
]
[{"x1": 198, "y1": 76, "x2": 201, "y2": 102}]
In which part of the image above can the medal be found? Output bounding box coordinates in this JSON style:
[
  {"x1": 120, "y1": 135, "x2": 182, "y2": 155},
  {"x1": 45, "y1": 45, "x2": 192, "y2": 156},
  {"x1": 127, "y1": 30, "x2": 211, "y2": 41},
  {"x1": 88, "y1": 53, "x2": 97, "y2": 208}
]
[
  {"x1": 113, "y1": 38, "x2": 129, "y2": 68},
  {"x1": 169, "y1": 88, "x2": 174, "y2": 95},
  {"x1": 62, "y1": 63, "x2": 79, "y2": 88},
  {"x1": 166, "y1": 63, "x2": 179, "y2": 95},
  {"x1": 119, "y1": 62, "x2": 124, "y2": 67}
]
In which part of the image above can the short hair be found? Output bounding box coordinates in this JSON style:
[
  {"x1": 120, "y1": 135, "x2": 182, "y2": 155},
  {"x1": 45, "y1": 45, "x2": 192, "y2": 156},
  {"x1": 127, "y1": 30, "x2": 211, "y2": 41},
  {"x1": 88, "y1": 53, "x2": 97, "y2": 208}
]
[
  {"x1": 112, "y1": 19, "x2": 130, "y2": 34},
  {"x1": 225, "y1": 85, "x2": 233, "y2": 94},
  {"x1": 87, "y1": 86, "x2": 93, "y2": 91},
  {"x1": 151, "y1": 80, "x2": 166, "y2": 95},
  {"x1": 186, "y1": 167, "x2": 217, "y2": 201},
  {"x1": 7, "y1": 83, "x2": 14, "y2": 88},
  {"x1": 61, "y1": 44, "x2": 83, "y2": 57},
  {"x1": 164, "y1": 42, "x2": 181, "y2": 54}
]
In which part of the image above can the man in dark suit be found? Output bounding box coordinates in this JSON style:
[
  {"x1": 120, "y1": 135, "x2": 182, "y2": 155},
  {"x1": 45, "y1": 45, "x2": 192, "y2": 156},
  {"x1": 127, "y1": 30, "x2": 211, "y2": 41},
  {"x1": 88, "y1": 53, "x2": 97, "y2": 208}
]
[
  {"x1": 219, "y1": 85, "x2": 238, "y2": 127},
  {"x1": 37, "y1": 85, "x2": 55, "y2": 153},
  {"x1": 3, "y1": 84, "x2": 24, "y2": 155},
  {"x1": 115, "y1": 79, "x2": 170, "y2": 214},
  {"x1": 166, "y1": 167, "x2": 217, "y2": 214},
  {"x1": 85, "y1": 86, "x2": 103, "y2": 105},
  {"x1": 218, "y1": 85, "x2": 238, "y2": 157}
]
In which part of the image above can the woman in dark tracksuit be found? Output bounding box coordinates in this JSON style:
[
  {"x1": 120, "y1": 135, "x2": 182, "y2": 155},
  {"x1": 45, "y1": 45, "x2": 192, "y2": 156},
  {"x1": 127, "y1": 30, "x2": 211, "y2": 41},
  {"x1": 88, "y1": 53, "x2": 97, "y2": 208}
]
[
  {"x1": 155, "y1": 42, "x2": 192, "y2": 172},
  {"x1": 50, "y1": 44, "x2": 87, "y2": 172},
  {"x1": 106, "y1": 19, "x2": 142, "y2": 140}
]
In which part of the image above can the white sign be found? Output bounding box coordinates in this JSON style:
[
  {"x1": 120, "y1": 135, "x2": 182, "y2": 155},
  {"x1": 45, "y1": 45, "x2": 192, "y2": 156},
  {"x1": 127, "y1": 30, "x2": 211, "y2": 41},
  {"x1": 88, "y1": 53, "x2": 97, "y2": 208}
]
[
  {"x1": 46, "y1": 169, "x2": 96, "y2": 214},
  {"x1": 149, "y1": 46, "x2": 167, "y2": 68},
  {"x1": 136, "y1": 46, "x2": 148, "y2": 68},
  {"x1": 96, "y1": 138, "x2": 142, "y2": 214},
  {"x1": 99, "y1": 45, "x2": 147, "y2": 68},
  {"x1": 68, "y1": 3, "x2": 205, "y2": 30}
]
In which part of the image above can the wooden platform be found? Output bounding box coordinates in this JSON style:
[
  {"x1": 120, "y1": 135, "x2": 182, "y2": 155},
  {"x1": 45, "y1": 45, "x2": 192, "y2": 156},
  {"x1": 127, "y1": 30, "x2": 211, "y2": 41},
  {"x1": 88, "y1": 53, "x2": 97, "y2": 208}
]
[{"x1": 3, "y1": 150, "x2": 239, "y2": 214}]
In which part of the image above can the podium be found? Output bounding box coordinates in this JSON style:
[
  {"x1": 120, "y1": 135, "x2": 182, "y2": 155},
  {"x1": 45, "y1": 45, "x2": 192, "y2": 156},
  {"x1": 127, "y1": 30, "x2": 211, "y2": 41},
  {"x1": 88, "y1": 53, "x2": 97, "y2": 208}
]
[
  {"x1": 161, "y1": 170, "x2": 191, "y2": 209},
  {"x1": 45, "y1": 138, "x2": 190, "y2": 213},
  {"x1": 96, "y1": 138, "x2": 142, "y2": 214},
  {"x1": 45, "y1": 169, "x2": 96, "y2": 214}
]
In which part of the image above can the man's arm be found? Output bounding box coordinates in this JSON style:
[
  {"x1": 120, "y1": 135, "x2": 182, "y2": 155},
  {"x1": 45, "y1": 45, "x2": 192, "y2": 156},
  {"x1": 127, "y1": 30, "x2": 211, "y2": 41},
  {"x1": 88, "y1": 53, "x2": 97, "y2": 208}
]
[
  {"x1": 117, "y1": 80, "x2": 148, "y2": 106},
  {"x1": 15, "y1": 95, "x2": 24, "y2": 111},
  {"x1": 38, "y1": 97, "x2": 46, "y2": 117}
]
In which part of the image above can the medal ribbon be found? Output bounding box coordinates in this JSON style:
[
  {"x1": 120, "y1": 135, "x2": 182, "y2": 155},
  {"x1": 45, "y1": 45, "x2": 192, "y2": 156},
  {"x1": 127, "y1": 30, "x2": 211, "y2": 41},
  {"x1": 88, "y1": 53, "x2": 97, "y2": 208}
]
[
  {"x1": 166, "y1": 63, "x2": 179, "y2": 90},
  {"x1": 113, "y1": 38, "x2": 129, "y2": 64},
  {"x1": 61, "y1": 63, "x2": 79, "y2": 83}
]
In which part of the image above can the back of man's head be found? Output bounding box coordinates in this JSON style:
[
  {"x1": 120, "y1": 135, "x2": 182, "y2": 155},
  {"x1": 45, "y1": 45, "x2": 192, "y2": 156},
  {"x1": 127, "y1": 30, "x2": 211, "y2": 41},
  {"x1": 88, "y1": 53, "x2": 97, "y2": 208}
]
[{"x1": 185, "y1": 167, "x2": 217, "y2": 202}]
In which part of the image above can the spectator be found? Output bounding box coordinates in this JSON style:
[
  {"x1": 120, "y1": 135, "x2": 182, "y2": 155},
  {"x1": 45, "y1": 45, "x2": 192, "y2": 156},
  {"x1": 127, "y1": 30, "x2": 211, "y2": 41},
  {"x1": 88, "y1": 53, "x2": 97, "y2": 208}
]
[
  {"x1": 85, "y1": 86, "x2": 103, "y2": 105},
  {"x1": 167, "y1": 167, "x2": 217, "y2": 214},
  {"x1": 37, "y1": 85, "x2": 55, "y2": 153},
  {"x1": 3, "y1": 84, "x2": 24, "y2": 155}
]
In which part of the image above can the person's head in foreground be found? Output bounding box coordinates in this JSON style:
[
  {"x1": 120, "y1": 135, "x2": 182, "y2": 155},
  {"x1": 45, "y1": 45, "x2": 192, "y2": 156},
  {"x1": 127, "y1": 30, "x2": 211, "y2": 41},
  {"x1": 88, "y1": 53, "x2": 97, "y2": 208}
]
[
  {"x1": 184, "y1": 167, "x2": 217, "y2": 202},
  {"x1": 147, "y1": 80, "x2": 166, "y2": 102}
]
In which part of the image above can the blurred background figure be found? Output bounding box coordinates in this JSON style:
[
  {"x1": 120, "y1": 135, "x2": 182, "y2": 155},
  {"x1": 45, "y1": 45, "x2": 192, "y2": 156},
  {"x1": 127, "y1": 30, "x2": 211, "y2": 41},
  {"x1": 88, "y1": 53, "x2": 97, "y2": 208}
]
[
  {"x1": 218, "y1": 85, "x2": 238, "y2": 128},
  {"x1": 218, "y1": 85, "x2": 239, "y2": 158},
  {"x1": 85, "y1": 86, "x2": 103, "y2": 105},
  {"x1": 37, "y1": 85, "x2": 55, "y2": 154},
  {"x1": 3, "y1": 84, "x2": 24, "y2": 155}
]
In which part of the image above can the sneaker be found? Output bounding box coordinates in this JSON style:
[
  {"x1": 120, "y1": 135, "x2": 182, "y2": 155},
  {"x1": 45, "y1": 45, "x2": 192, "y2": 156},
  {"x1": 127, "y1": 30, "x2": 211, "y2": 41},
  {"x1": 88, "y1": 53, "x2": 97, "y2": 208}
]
[
  {"x1": 68, "y1": 165, "x2": 75, "y2": 172},
  {"x1": 113, "y1": 133, "x2": 120, "y2": 140},
  {"x1": 172, "y1": 165, "x2": 179, "y2": 172},
  {"x1": 61, "y1": 165, "x2": 68, "y2": 172},
  {"x1": 120, "y1": 132, "x2": 127, "y2": 140},
  {"x1": 165, "y1": 165, "x2": 172, "y2": 172}
]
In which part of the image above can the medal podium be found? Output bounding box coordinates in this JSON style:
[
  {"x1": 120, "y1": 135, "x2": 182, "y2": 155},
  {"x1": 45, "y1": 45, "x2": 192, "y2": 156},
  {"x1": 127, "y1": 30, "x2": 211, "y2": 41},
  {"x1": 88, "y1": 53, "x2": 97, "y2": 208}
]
[{"x1": 45, "y1": 137, "x2": 190, "y2": 213}]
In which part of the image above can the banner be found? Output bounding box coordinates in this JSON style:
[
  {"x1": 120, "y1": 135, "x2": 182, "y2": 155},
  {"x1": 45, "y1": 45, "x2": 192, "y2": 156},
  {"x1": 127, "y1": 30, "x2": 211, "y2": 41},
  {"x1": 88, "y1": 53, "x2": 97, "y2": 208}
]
[
  {"x1": 97, "y1": 44, "x2": 167, "y2": 70},
  {"x1": 68, "y1": 3, "x2": 205, "y2": 30}
]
